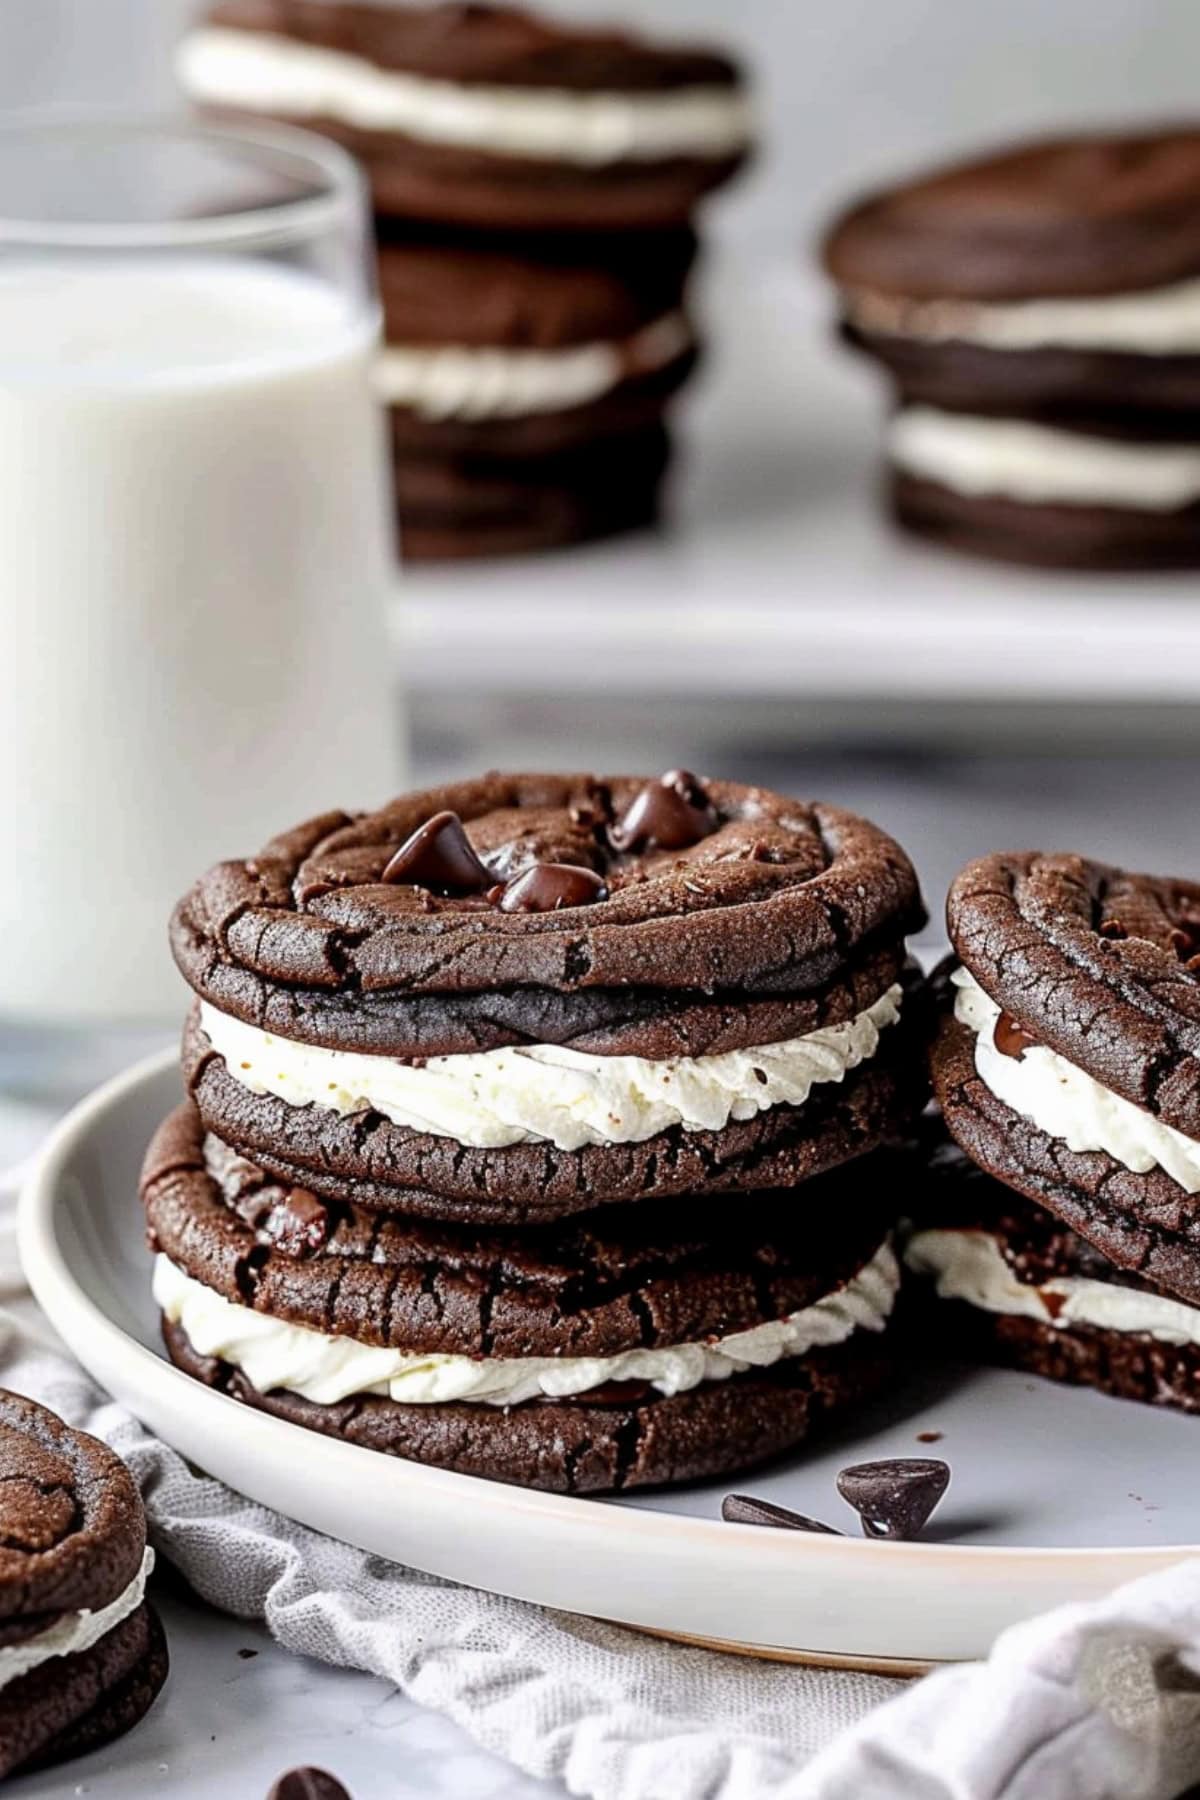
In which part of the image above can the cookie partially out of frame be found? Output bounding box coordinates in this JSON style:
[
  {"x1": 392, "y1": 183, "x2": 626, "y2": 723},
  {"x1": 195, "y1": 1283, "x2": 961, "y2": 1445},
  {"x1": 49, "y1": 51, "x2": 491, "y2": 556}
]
[{"x1": 0, "y1": 1391, "x2": 167, "y2": 1779}]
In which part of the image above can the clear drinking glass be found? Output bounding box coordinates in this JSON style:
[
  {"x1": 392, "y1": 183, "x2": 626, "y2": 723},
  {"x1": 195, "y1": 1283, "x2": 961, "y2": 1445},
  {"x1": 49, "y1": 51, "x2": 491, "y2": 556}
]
[{"x1": 0, "y1": 116, "x2": 401, "y2": 1040}]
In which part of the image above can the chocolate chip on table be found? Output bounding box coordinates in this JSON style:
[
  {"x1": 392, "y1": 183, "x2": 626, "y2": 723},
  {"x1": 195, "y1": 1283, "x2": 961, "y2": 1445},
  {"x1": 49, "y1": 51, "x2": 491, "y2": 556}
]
[
  {"x1": 609, "y1": 768, "x2": 718, "y2": 853},
  {"x1": 381, "y1": 810, "x2": 491, "y2": 892},
  {"x1": 993, "y1": 1013, "x2": 1038, "y2": 1060},
  {"x1": 498, "y1": 862, "x2": 609, "y2": 912},
  {"x1": 836, "y1": 1459, "x2": 950, "y2": 1541},
  {"x1": 721, "y1": 1494, "x2": 845, "y2": 1535},
  {"x1": 268, "y1": 1771, "x2": 352, "y2": 1800}
]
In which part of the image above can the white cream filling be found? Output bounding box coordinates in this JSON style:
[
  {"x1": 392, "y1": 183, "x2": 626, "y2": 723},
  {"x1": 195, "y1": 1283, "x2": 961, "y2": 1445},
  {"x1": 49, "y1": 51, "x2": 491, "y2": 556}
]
[
  {"x1": 374, "y1": 311, "x2": 691, "y2": 420},
  {"x1": 0, "y1": 1547, "x2": 154, "y2": 1695},
  {"x1": 847, "y1": 275, "x2": 1200, "y2": 356},
  {"x1": 906, "y1": 1226, "x2": 1200, "y2": 1347},
  {"x1": 889, "y1": 406, "x2": 1200, "y2": 511},
  {"x1": 199, "y1": 984, "x2": 903, "y2": 1154},
  {"x1": 154, "y1": 1241, "x2": 899, "y2": 1407},
  {"x1": 954, "y1": 965, "x2": 1200, "y2": 1193},
  {"x1": 178, "y1": 28, "x2": 752, "y2": 164}
]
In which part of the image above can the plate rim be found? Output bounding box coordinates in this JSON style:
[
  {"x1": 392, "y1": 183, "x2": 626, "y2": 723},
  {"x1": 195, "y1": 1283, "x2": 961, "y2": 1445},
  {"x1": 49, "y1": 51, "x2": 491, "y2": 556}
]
[{"x1": 18, "y1": 1045, "x2": 1200, "y2": 1579}]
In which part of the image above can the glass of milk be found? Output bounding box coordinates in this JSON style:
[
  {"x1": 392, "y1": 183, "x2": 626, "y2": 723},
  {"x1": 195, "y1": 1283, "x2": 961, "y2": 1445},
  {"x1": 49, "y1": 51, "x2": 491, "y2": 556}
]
[{"x1": 0, "y1": 117, "x2": 400, "y2": 1029}]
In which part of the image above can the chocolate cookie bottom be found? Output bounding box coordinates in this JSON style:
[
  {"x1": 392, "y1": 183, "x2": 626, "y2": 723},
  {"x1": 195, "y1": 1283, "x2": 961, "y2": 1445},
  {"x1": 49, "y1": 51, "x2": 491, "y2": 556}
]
[
  {"x1": 396, "y1": 424, "x2": 672, "y2": 562},
  {"x1": 893, "y1": 470, "x2": 1200, "y2": 570},
  {"x1": 162, "y1": 1318, "x2": 891, "y2": 1495},
  {"x1": 0, "y1": 1602, "x2": 168, "y2": 1779},
  {"x1": 931, "y1": 1300, "x2": 1200, "y2": 1414},
  {"x1": 931, "y1": 1010, "x2": 1200, "y2": 1307}
]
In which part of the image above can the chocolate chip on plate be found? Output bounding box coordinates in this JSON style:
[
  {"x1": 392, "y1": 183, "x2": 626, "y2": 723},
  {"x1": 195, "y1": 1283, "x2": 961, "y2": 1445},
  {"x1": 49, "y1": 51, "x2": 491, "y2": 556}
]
[
  {"x1": 268, "y1": 1770, "x2": 352, "y2": 1800},
  {"x1": 609, "y1": 769, "x2": 718, "y2": 853},
  {"x1": 836, "y1": 1458, "x2": 950, "y2": 1540},
  {"x1": 498, "y1": 862, "x2": 609, "y2": 912},
  {"x1": 721, "y1": 1494, "x2": 845, "y2": 1535},
  {"x1": 381, "y1": 810, "x2": 491, "y2": 892}
]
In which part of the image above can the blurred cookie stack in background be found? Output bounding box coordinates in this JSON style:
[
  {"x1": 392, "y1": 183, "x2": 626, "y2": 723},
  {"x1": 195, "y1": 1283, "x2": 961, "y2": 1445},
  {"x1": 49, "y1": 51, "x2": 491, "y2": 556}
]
[
  {"x1": 821, "y1": 128, "x2": 1200, "y2": 570},
  {"x1": 178, "y1": 1, "x2": 753, "y2": 559}
]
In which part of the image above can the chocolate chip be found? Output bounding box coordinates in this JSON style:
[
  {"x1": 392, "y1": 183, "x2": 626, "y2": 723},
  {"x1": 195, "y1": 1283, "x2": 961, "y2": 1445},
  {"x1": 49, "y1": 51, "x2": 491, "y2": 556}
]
[
  {"x1": 994, "y1": 1012, "x2": 1038, "y2": 1059},
  {"x1": 916, "y1": 1430, "x2": 943, "y2": 1444},
  {"x1": 498, "y1": 862, "x2": 609, "y2": 913},
  {"x1": 381, "y1": 811, "x2": 491, "y2": 892},
  {"x1": 609, "y1": 769, "x2": 718, "y2": 854},
  {"x1": 268, "y1": 1769, "x2": 352, "y2": 1800},
  {"x1": 721, "y1": 1494, "x2": 845, "y2": 1535},
  {"x1": 264, "y1": 1188, "x2": 330, "y2": 1260},
  {"x1": 836, "y1": 1459, "x2": 950, "y2": 1540}
]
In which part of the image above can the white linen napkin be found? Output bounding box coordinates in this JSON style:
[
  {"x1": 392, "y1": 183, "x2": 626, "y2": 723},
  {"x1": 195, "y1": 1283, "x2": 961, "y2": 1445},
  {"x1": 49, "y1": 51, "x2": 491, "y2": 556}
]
[{"x1": 4, "y1": 1114, "x2": 1200, "y2": 1800}]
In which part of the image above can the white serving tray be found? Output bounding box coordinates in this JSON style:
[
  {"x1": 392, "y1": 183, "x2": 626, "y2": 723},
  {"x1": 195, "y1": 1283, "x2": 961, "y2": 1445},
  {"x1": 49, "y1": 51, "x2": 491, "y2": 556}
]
[
  {"x1": 393, "y1": 266, "x2": 1200, "y2": 712},
  {"x1": 19, "y1": 1051, "x2": 1200, "y2": 1669}
]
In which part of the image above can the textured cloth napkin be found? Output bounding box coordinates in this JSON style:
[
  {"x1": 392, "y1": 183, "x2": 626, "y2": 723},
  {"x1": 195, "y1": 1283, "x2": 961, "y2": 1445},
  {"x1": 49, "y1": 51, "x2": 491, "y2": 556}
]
[{"x1": 5, "y1": 1138, "x2": 1200, "y2": 1798}]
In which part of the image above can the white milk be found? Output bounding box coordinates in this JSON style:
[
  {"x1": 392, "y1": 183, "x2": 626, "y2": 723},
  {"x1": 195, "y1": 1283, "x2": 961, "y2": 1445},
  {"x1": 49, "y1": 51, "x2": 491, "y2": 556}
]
[{"x1": 0, "y1": 260, "x2": 399, "y2": 1021}]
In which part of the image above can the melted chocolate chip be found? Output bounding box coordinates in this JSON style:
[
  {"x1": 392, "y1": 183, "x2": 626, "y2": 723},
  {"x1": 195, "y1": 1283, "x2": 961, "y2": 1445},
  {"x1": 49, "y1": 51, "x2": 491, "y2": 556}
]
[
  {"x1": 994, "y1": 1012, "x2": 1038, "y2": 1059},
  {"x1": 381, "y1": 811, "x2": 491, "y2": 893},
  {"x1": 609, "y1": 769, "x2": 718, "y2": 854},
  {"x1": 268, "y1": 1773, "x2": 352, "y2": 1800},
  {"x1": 836, "y1": 1458, "x2": 950, "y2": 1541},
  {"x1": 264, "y1": 1188, "x2": 331, "y2": 1260},
  {"x1": 498, "y1": 862, "x2": 609, "y2": 913},
  {"x1": 721, "y1": 1494, "x2": 845, "y2": 1535}
]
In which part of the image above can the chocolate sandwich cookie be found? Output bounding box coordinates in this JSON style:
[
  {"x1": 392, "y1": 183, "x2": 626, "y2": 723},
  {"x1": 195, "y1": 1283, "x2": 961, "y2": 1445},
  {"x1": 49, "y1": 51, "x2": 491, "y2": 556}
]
[
  {"x1": 906, "y1": 1135, "x2": 1200, "y2": 1414},
  {"x1": 378, "y1": 228, "x2": 698, "y2": 461},
  {"x1": 393, "y1": 420, "x2": 673, "y2": 560},
  {"x1": 144, "y1": 1101, "x2": 902, "y2": 1493},
  {"x1": 377, "y1": 231, "x2": 697, "y2": 557},
  {"x1": 931, "y1": 852, "x2": 1200, "y2": 1309},
  {"x1": 821, "y1": 129, "x2": 1200, "y2": 567},
  {"x1": 0, "y1": 1390, "x2": 167, "y2": 1778},
  {"x1": 178, "y1": 1, "x2": 752, "y2": 231},
  {"x1": 171, "y1": 773, "x2": 927, "y2": 1225}
]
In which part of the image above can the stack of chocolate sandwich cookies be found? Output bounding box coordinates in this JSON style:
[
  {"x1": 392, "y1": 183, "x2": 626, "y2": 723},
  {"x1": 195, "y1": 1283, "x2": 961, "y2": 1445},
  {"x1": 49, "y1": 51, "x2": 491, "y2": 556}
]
[
  {"x1": 376, "y1": 226, "x2": 697, "y2": 558},
  {"x1": 178, "y1": 2, "x2": 752, "y2": 559},
  {"x1": 147, "y1": 771, "x2": 928, "y2": 1493},
  {"x1": 0, "y1": 1391, "x2": 166, "y2": 1778},
  {"x1": 822, "y1": 129, "x2": 1200, "y2": 567},
  {"x1": 913, "y1": 851, "x2": 1200, "y2": 1411}
]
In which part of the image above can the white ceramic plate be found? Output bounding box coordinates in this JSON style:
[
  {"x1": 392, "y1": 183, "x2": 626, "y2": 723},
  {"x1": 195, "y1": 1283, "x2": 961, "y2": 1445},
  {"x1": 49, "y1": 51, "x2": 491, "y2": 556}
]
[{"x1": 19, "y1": 1052, "x2": 1200, "y2": 1666}]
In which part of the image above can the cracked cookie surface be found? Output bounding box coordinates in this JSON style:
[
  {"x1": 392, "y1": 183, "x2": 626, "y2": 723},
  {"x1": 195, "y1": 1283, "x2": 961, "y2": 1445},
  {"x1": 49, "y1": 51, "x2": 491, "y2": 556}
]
[
  {"x1": 143, "y1": 1101, "x2": 895, "y2": 1356},
  {"x1": 0, "y1": 1392, "x2": 167, "y2": 1778}
]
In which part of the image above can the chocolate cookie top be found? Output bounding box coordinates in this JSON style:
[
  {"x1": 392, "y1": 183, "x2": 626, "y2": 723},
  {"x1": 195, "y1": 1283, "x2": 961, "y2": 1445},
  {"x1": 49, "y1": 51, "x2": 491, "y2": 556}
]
[
  {"x1": 208, "y1": 1, "x2": 742, "y2": 92},
  {"x1": 143, "y1": 1101, "x2": 894, "y2": 1357},
  {"x1": 377, "y1": 227, "x2": 696, "y2": 349},
  {"x1": 948, "y1": 850, "x2": 1200, "y2": 1138},
  {"x1": 0, "y1": 1392, "x2": 145, "y2": 1627},
  {"x1": 170, "y1": 773, "x2": 924, "y2": 1049},
  {"x1": 823, "y1": 128, "x2": 1200, "y2": 301}
]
